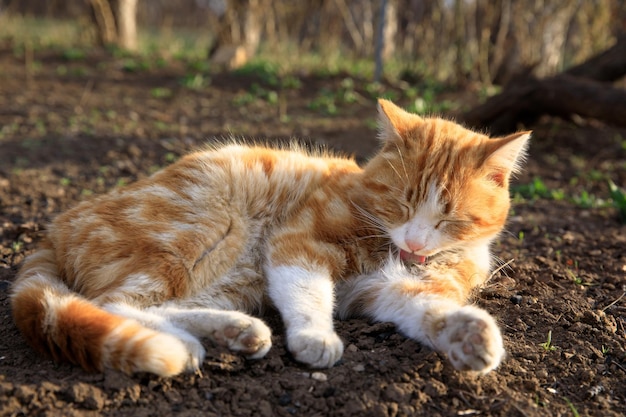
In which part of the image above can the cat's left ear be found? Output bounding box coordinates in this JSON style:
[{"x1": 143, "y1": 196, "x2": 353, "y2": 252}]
[
  {"x1": 377, "y1": 99, "x2": 423, "y2": 144},
  {"x1": 484, "y1": 131, "x2": 531, "y2": 187}
]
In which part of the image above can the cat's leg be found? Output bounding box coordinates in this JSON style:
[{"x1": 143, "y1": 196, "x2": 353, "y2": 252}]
[
  {"x1": 145, "y1": 304, "x2": 272, "y2": 359},
  {"x1": 265, "y1": 265, "x2": 344, "y2": 368},
  {"x1": 337, "y1": 259, "x2": 505, "y2": 373},
  {"x1": 102, "y1": 302, "x2": 206, "y2": 372}
]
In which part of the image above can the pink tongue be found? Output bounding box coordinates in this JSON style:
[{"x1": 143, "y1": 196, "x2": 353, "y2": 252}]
[{"x1": 400, "y1": 250, "x2": 427, "y2": 264}]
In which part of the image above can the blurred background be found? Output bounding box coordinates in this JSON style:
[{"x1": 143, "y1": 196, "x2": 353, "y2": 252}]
[{"x1": 1, "y1": 0, "x2": 625, "y2": 85}]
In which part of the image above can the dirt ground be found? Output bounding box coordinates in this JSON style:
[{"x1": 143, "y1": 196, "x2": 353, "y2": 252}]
[{"x1": 0, "y1": 42, "x2": 625, "y2": 417}]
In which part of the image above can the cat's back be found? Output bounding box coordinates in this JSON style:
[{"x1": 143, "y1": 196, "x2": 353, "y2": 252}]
[
  {"x1": 44, "y1": 143, "x2": 361, "y2": 300},
  {"x1": 208, "y1": 143, "x2": 362, "y2": 218}
]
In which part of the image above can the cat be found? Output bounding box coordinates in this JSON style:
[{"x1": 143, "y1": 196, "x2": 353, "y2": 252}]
[{"x1": 11, "y1": 99, "x2": 529, "y2": 376}]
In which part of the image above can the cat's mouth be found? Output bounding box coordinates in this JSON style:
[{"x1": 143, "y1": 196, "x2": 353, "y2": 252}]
[{"x1": 399, "y1": 249, "x2": 427, "y2": 264}]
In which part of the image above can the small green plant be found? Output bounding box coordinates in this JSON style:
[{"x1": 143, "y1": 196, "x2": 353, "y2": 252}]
[
  {"x1": 233, "y1": 83, "x2": 278, "y2": 106},
  {"x1": 511, "y1": 177, "x2": 549, "y2": 199},
  {"x1": 187, "y1": 60, "x2": 210, "y2": 73},
  {"x1": 180, "y1": 73, "x2": 208, "y2": 90},
  {"x1": 62, "y1": 47, "x2": 85, "y2": 61},
  {"x1": 308, "y1": 78, "x2": 360, "y2": 115},
  {"x1": 511, "y1": 177, "x2": 568, "y2": 202},
  {"x1": 121, "y1": 58, "x2": 150, "y2": 73},
  {"x1": 281, "y1": 75, "x2": 302, "y2": 90},
  {"x1": 308, "y1": 90, "x2": 338, "y2": 115},
  {"x1": 608, "y1": 179, "x2": 626, "y2": 223},
  {"x1": 150, "y1": 87, "x2": 172, "y2": 99},
  {"x1": 11, "y1": 241, "x2": 23, "y2": 253},
  {"x1": 566, "y1": 269, "x2": 584, "y2": 286},
  {"x1": 540, "y1": 330, "x2": 557, "y2": 352},
  {"x1": 572, "y1": 190, "x2": 594, "y2": 208},
  {"x1": 563, "y1": 397, "x2": 580, "y2": 417},
  {"x1": 364, "y1": 82, "x2": 399, "y2": 101},
  {"x1": 234, "y1": 60, "x2": 279, "y2": 86}
]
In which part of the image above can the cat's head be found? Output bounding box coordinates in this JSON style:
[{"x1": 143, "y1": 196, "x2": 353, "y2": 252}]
[{"x1": 361, "y1": 99, "x2": 530, "y2": 261}]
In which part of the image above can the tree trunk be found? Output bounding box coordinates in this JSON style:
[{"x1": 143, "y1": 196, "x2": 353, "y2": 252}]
[
  {"x1": 114, "y1": 0, "x2": 138, "y2": 51},
  {"x1": 89, "y1": 0, "x2": 138, "y2": 51},
  {"x1": 461, "y1": 35, "x2": 626, "y2": 133},
  {"x1": 90, "y1": 0, "x2": 117, "y2": 46}
]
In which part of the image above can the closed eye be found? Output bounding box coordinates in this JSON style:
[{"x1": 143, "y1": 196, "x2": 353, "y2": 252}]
[
  {"x1": 399, "y1": 202, "x2": 412, "y2": 219},
  {"x1": 435, "y1": 219, "x2": 471, "y2": 229}
]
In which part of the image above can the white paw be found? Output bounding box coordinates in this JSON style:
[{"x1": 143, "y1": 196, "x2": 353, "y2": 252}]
[
  {"x1": 212, "y1": 314, "x2": 272, "y2": 359},
  {"x1": 178, "y1": 333, "x2": 207, "y2": 372},
  {"x1": 441, "y1": 306, "x2": 504, "y2": 373},
  {"x1": 287, "y1": 329, "x2": 344, "y2": 368}
]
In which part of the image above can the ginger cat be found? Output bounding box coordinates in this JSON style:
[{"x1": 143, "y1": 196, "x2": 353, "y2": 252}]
[{"x1": 11, "y1": 100, "x2": 529, "y2": 376}]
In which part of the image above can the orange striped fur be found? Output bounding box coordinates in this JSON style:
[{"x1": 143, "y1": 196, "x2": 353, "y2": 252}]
[{"x1": 11, "y1": 99, "x2": 529, "y2": 375}]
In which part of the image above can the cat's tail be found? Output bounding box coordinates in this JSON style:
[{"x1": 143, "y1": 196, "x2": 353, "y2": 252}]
[{"x1": 11, "y1": 246, "x2": 189, "y2": 376}]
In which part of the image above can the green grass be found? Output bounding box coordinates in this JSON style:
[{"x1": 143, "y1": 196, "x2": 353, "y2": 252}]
[
  {"x1": 608, "y1": 179, "x2": 626, "y2": 223},
  {"x1": 0, "y1": 15, "x2": 457, "y2": 87},
  {"x1": 0, "y1": 15, "x2": 213, "y2": 61},
  {"x1": 562, "y1": 397, "x2": 580, "y2": 417},
  {"x1": 511, "y1": 177, "x2": 564, "y2": 201},
  {"x1": 540, "y1": 330, "x2": 557, "y2": 352},
  {"x1": 512, "y1": 176, "x2": 626, "y2": 223}
]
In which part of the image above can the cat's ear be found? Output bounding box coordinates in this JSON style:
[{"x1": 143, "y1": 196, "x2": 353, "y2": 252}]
[
  {"x1": 484, "y1": 131, "x2": 531, "y2": 187},
  {"x1": 377, "y1": 99, "x2": 423, "y2": 143}
]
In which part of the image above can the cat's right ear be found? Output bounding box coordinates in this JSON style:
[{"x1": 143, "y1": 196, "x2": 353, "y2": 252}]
[{"x1": 377, "y1": 99, "x2": 423, "y2": 144}]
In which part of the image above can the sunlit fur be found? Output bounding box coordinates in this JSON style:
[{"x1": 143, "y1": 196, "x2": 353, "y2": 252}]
[{"x1": 11, "y1": 99, "x2": 529, "y2": 376}]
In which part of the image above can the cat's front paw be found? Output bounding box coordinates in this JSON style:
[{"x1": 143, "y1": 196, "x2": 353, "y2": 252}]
[
  {"x1": 440, "y1": 306, "x2": 505, "y2": 373},
  {"x1": 287, "y1": 329, "x2": 344, "y2": 368},
  {"x1": 212, "y1": 314, "x2": 273, "y2": 359}
]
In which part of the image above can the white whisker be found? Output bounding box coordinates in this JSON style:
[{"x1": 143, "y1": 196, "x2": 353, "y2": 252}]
[
  {"x1": 394, "y1": 142, "x2": 409, "y2": 181},
  {"x1": 385, "y1": 156, "x2": 406, "y2": 183}
]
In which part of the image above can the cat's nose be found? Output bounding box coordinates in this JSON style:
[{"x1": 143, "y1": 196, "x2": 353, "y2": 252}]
[{"x1": 405, "y1": 239, "x2": 425, "y2": 253}]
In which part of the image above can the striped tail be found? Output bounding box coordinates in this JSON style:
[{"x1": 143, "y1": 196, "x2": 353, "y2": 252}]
[{"x1": 11, "y1": 247, "x2": 189, "y2": 376}]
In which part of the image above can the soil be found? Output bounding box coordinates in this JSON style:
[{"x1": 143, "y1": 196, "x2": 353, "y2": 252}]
[{"x1": 0, "y1": 43, "x2": 625, "y2": 417}]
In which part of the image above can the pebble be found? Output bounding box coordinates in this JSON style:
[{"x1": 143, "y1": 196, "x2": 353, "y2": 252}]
[
  {"x1": 510, "y1": 294, "x2": 523, "y2": 305},
  {"x1": 352, "y1": 364, "x2": 365, "y2": 372},
  {"x1": 346, "y1": 344, "x2": 358, "y2": 352},
  {"x1": 311, "y1": 372, "x2": 327, "y2": 382}
]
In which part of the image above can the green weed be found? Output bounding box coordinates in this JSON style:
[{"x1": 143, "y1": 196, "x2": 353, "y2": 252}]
[
  {"x1": 11, "y1": 241, "x2": 23, "y2": 253},
  {"x1": 62, "y1": 47, "x2": 85, "y2": 61},
  {"x1": 563, "y1": 397, "x2": 580, "y2": 417},
  {"x1": 571, "y1": 190, "x2": 595, "y2": 208},
  {"x1": 234, "y1": 60, "x2": 279, "y2": 87},
  {"x1": 233, "y1": 83, "x2": 278, "y2": 106},
  {"x1": 540, "y1": 330, "x2": 557, "y2": 352},
  {"x1": 280, "y1": 75, "x2": 302, "y2": 90},
  {"x1": 309, "y1": 91, "x2": 338, "y2": 115},
  {"x1": 179, "y1": 73, "x2": 208, "y2": 90},
  {"x1": 121, "y1": 58, "x2": 151, "y2": 73},
  {"x1": 150, "y1": 88, "x2": 173, "y2": 99},
  {"x1": 512, "y1": 177, "x2": 550, "y2": 200},
  {"x1": 608, "y1": 179, "x2": 626, "y2": 223},
  {"x1": 308, "y1": 77, "x2": 361, "y2": 115},
  {"x1": 566, "y1": 269, "x2": 584, "y2": 286}
]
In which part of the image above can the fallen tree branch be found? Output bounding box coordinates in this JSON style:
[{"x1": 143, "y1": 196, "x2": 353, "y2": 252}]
[
  {"x1": 461, "y1": 35, "x2": 626, "y2": 133},
  {"x1": 461, "y1": 74, "x2": 626, "y2": 134}
]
